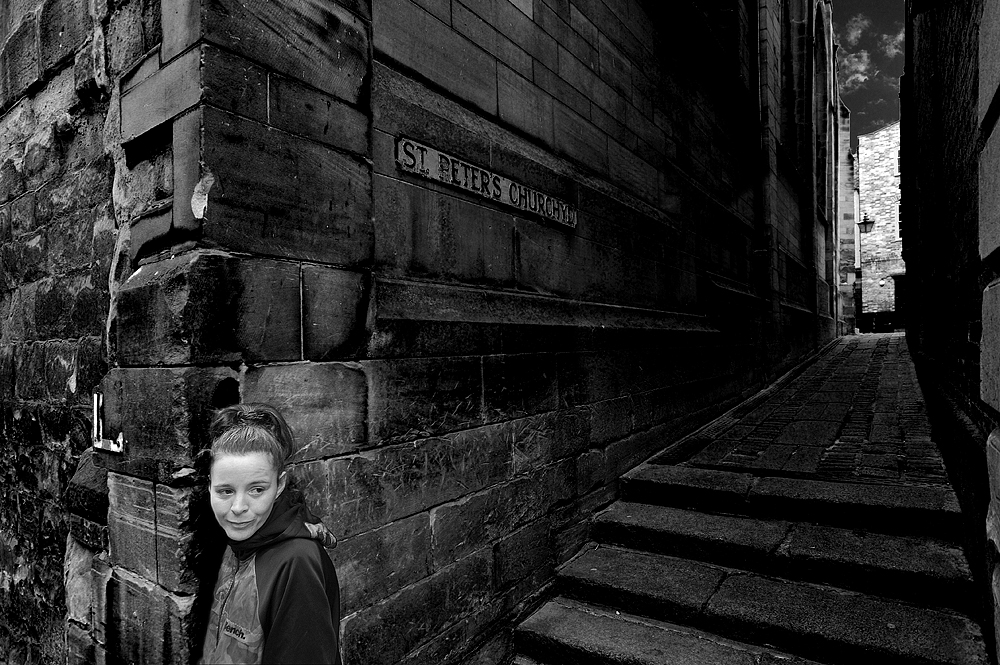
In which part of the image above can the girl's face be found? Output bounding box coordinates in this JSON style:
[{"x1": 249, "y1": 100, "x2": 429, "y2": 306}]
[{"x1": 209, "y1": 452, "x2": 286, "y2": 541}]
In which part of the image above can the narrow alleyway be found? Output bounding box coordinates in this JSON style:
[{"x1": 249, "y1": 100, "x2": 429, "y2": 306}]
[{"x1": 514, "y1": 333, "x2": 988, "y2": 664}]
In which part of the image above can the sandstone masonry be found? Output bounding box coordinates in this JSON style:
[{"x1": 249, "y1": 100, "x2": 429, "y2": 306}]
[
  {"x1": 1, "y1": 1, "x2": 846, "y2": 663},
  {"x1": 858, "y1": 121, "x2": 904, "y2": 325}
]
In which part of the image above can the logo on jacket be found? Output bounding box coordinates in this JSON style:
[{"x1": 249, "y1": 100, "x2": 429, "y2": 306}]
[{"x1": 223, "y1": 618, "x2": 250, "y2": 643}]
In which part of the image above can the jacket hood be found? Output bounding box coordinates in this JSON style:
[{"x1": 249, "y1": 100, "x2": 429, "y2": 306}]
[{"x1": 229, "y1": 489, "x2": 337, "y2": 560}]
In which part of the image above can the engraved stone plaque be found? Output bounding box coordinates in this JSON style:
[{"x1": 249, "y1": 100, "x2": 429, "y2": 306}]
[{"x1": 395, "y1": 137, "x2": 577, "y2": 228}]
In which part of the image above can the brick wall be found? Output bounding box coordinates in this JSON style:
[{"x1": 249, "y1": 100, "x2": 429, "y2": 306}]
[
  {"x1": 858, "y1": 121, "x2": 903, "y2": 317},
  {"x1": 0, "y1": 0, "x2": 116, "y2": 660}
]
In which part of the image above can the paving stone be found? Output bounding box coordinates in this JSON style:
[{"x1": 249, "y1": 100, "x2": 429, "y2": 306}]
[
  {"x1": 774, "y1": 421, "x2": 841, "y2": 446},
  {"x1": 558, "y1": 546, "x2": 725, "y2": 623},
  {"x1": 706, "y1": 573, "x2": 987, "y2": 665},
  {"x1": 593, "y1": 502, "x2": 790, "y2": 568},
  {"x1": 517, "y1": 598, "x2": 809, "y2": 665},
  {"x1": 777, "y1": 524, "x2": 975, "y2": 612},
  {"x1": 748, "y1": 476, "x2": 962, "y2": 540},
  {"x1": 622, "y1": 465, "x2": 753, "y2": 511}
]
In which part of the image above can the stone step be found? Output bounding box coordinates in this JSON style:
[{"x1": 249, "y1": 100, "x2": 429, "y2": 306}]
[
  {"x1": 516, "y1": 597, "x2": 824, "y2": 665},
  {"x1": 621, "y1": 464, "x2": 963, "y2": 541},
  {"x1": 555, "y1": 545, "x2": 987, "y2": 665},
  {"x1": 592, "y1": 501, "x2": 975, "y2": 612}
]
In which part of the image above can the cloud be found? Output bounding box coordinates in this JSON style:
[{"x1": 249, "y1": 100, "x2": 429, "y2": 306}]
[
  {"x1": 844, "y1": 14, "x2": 872, "y2": 47},
  {"x1": 879, "y1": 28, "x2": 905, "y2": 58},
  {"x1": 839, "y1": 50, "x2": 873, "y2": 92}
]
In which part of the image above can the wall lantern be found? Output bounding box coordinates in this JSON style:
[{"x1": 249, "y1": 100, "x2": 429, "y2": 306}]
[{"x1": 858, "y1": 213, "x2": 875, "y2": 234}]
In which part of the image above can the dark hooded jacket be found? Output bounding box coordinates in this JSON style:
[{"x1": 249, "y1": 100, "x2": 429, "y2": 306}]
[{"x1": 200, "y1": 490, "x2": 341, "y2": 664}]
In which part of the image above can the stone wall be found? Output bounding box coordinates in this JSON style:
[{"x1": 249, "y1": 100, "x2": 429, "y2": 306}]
[
  {"x1": 0, "y1": 0, "x2": 844, "y2": 663},
  {"x1": 858, "y1": 121, "x2": 903, "y2": 318},
  {"x1": 903, "y1": 0, "x2": 995, "y2": 659},
  {"x1": 0, "y1": 0, "x2": 119, "y2": 660},
  {"x1": 837, "y1": 100, "x2": 857, "y2": 333},
  {"x1": 982, "y1": 0, "x2": 1000, "y2": 656}
]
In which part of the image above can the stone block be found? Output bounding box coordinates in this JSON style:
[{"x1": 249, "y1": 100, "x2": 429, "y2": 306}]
[
  {"x1": 107, "y1": 473, "x2": 157, "y2": 581},
  {"x1": 515, "y1": 219, "x2": 666, "y2": 308},
  {"x1": 161, "y1": 0, "x2": 201, "y2": 62},
  {"x1": 984, "y1": 283, "x2": 1000, "y2": 410},
  {"x1": 233, "y1": 259, "x2": 301, "y2": 363},
  {"x1": 204, "y1": 0, "x2": 368, "y2": 105},
  {"x1": 342, "y1": 551, "x2": 492, "y2": 665},
  {"x1": 609, "y1": 139, "x2": 657, "y2": 203},
  {"x1": 75, "y1": 31, "x2": 109, "y2": 101},
  {"x1": 95, "y1": 366, "x2": 239, "y2": 482},
  {"x1": 466, "y1": 0, "x2": 555, "y2": 70},
  {"x1": 535, "y1": 0, "x2": 596, "y2": 69},
  {"x1": 69, "y1": 514, "x2": 109, "y2": 552},
  {"x1": 116, "y1": 250, "x2": 240, "y2": 366},
  {"x1": 483, "y1": 353, "x2": 558, "y2": 422},
  {"x1": 0, "y1": 344, "x2": 12, "y2": 400},
  {"x1": 334, "y1": 512, "x2": 432, "y2": 614},
  {"x1": 371, "y1": 175, "x2": 516, "y2": 284},
  {"x1": 371, "y1": 64, "x2": 492, "y2": 173},
  {"x1": 431, "y1": 465, "x2": 571, "y2": 567},
  {"x1": 452, "y1": 2, "x2": 532, "y2": 79},
  {"x1": 982, "y1": 0, "x2": 1000, "y2": 124},
  {"x1": 587, "y1": 395, "x2": 634, "y2": 446},
  {"x1": 0, "y1": 159, "x2": 25, "y2": 205},
  {"x1": 65, "y1": 534, "x2": 97, "y2": 628},
  {"x1": 120, "y1": 47, "x2": 200, "y2": 142},
  {"x1": 364, "y1": 355, "x2": 484, "y2": 442},
  {"x1": 989, "y1": 430, "x2": 1000, "y2": 503},
  {"x1": 534, "y1": 61, "x2": 590, "y2": 119},
  {"x1": 1, "y1": 18, "x2": 40, "y2": 107},
  {"x1": 551, "y1": 483, "x2": 616, "y2": 563},
  {"x1": 553, "y1": 102, "x2": 608, "y2": 173},
  {"x1": 575, "y1": 449, "x2": 606, "y2": 495},
  {"x1": 494, "y1": 517, "x2": 552, "y2": 588},
  {"x1": 34, "y1": 159, "x2": 112, "y2": 227},
  {"x1": 66, "y1": 448, "x2": 110, "y2": 525},
  {"x1": 302, "y1": 266, "x2": 367, "y2": 361},
  {"x1": 202, "y1": 45, "x2": 268, "y2": 124},
  {"x1": 243, "y1": 362, "x2": 367, "y2": 460},
  {"x1": 291, "y1": 423, "x2": 513, "y2": 537},
  {"x1": 154, "y1": 484, "x2": 198, "y2": 594},
  {"x1": 127, "y1": 203, "x2": 172, "y2": 264},
  {"x1": 269, "y1": 73, "x2": 369, "y2": 156},
  {"x1": 374, "y1": 0, "x2": 497, "y2": 116},
  {"x1": 10, "y1": 191, "x2": 36, "y2": 238},
  {"x1": 6, "y1": 231, "x2": 47, "y2": 287},
  {"x1": 398, "y1": 604, "x2": 505, "y2": 665},
  {"x1": 65, "y1": 620, "x2": 96, "y2": 665},
  {"x1": 48, "y1": 209, "x2": 96, "y2": 274},
  {"x1": 91, "y1": 553, "x2": 112, "y2": 645},
  {"x1": 14, "y1": 341, "x2": 46, "y2": 400},
  {"x1": 202, "y1": 107, "x2": 373, "y2": 266},
  {"x1": 105, "y1": 567, "x2": 196, "y2": 665},
  {"x1": 39, "y1": 0, "x2": 91, "y2": 73}
]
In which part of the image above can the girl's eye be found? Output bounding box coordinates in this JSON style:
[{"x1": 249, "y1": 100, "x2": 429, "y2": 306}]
[
  {"x1": 215, "y1": 488, "x2": 234, "y2": 497},
  {"x1": 249, "y1": 487, "x2": 265, "y2": 496}
]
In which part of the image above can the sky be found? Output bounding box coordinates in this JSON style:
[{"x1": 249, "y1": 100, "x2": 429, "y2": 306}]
[{"x1": 830, "y1": 0, "x2": 905, "y2": 151}]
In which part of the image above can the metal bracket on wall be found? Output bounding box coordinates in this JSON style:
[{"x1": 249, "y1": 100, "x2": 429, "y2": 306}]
[{"x1": 92, "y1": 391, "x2": 125, "y2": 454}]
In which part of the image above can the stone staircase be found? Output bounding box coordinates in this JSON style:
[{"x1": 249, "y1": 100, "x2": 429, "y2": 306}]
[{"x1": 513, "y1": 464, "x2": 988, "y2": 665}]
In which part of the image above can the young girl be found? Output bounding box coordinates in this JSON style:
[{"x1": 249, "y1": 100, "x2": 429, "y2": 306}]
[{"x1": 200, "y1": 404, "x2": 341, "y2": 664}]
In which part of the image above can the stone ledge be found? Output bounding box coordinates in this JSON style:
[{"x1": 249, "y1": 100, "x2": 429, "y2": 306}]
[{"x1": 373, "y1": 277, "x2": 718, "y2": 332}]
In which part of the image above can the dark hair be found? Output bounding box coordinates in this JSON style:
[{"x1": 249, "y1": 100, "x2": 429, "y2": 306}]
[{"x1": 209, "y1": 403, "x2": 296, "y2": 472}]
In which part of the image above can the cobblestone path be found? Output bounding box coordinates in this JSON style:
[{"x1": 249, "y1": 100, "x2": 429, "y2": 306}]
[{"x1": 676, "y1": 332, "x2": 950, "y2": 485}]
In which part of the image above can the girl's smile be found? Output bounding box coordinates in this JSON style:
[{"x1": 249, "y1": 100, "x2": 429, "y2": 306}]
[{"x1": 209, "y1": 452, "x2": 286, "y2": 541}]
